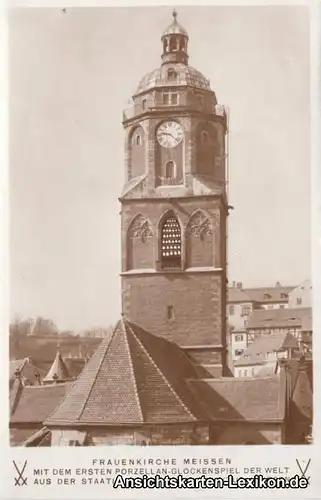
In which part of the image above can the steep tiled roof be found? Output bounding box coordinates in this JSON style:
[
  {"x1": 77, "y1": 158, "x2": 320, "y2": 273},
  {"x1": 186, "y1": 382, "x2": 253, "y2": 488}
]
[
  {"x1": 234, "y1": 332, "x2": 299, "y2": 367},
  {"x1": 244, "y1": 286, "x2": 295, "y2": 304},
  {"x1": 46, "y1": 318, "x2": 204, "y2": 426},
  {"x1": 188, "y1": 375, "x2": 285, "y2": 421},
  {"x1": 11, "y1": 383, "x2": 71, "y2": 424},
  {"x1": 43, "y1": 351, "x2": 71, "y2": 383},
  {"x1": 227, "y1": 288, "x2": 253, "y2": 303},
  {"x1": 247, "y1": 307, "x2": 311, "y2": 329}
]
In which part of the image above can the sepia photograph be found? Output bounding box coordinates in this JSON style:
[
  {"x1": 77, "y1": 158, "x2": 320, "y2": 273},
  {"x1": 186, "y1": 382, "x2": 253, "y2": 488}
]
[{"x1": 8, "y1": 5, "x2": 312, "y2": 450}]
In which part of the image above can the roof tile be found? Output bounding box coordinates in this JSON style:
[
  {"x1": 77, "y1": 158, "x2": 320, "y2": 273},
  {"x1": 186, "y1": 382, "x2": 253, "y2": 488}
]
[
  {"x1": 46, "y1": 318, "x2": 203, "y2": 425},
  {"x1": 188, "y1": 376, "x2": 285, "y2": 421},
  {"x1": 11, "y1": 383, "x2": 71, "y2": 424}
]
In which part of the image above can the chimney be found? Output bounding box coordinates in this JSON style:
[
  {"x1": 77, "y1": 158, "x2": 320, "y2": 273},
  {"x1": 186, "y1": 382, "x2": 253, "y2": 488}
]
[
  {"x1": 278, "y1": 358, "x2": 292, "y2": 418},
  {"x1": 236, "y1": 282, "x2": 242, "y2": 290}
]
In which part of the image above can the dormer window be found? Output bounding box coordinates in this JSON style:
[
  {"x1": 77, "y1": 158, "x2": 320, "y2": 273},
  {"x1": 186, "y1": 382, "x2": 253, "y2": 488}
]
[{"x1": 167, "y1": 69, "x2": 177, "y2": 81}]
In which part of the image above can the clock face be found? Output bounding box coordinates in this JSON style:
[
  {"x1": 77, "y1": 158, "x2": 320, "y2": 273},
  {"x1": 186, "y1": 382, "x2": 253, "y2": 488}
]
[{"x1": 156, "y1": 121, "x2": 184, "y2": 148}]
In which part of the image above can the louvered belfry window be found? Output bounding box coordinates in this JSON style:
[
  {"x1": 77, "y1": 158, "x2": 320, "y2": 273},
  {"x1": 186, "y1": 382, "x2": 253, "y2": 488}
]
[{"x1": 161, "y1": 216, "x2": 182, "y2": 269}]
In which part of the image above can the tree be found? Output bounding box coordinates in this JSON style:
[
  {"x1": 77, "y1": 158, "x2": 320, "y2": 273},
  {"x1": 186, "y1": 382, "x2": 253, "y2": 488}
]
[
  {"x1": 9, "y1": 316, "x2": 33, "y2": 337},
  {"x1": 31, "y1": 316, "x2": 58, "y2": 336}
]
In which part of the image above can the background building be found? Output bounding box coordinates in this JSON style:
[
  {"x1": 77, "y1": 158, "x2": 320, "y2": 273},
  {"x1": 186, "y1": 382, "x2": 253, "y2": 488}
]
[{"x1": 288, "y1": 279, "x2": 312, "y2": 309}]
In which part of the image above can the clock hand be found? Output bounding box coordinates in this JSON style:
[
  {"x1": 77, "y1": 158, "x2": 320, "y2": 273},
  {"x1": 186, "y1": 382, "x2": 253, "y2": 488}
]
[{"x1": 164, "y1": 132, "x2": 178, "y2": 141}]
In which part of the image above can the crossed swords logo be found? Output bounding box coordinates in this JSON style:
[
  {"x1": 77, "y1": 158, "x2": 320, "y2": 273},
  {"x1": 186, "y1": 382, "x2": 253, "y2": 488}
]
[
  {"x1": 296, "y1": 458, "x2": 311, "y2": 484},
  {"x1": 13, "y1": 460, "x2": 27, "y2": 486}
]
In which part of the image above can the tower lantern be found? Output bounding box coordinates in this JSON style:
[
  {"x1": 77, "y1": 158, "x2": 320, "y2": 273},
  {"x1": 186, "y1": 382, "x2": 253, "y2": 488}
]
[{"x1": 161, "y1": 9, "x2": 189, "y2": 66}]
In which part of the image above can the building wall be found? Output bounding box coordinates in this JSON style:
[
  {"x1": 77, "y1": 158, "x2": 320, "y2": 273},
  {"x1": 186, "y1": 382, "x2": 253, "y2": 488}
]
[
  {"x1": 247, "y1": 327, "x2": 301, "y2": 345},
  {"x1": 212, "y1": 422, "x2": 283, "y2": 445},
  {"x1": 227, "y1": 302, "x2": 253, "y2": 331},
  {"x1": 122, "y1": 272, "x2": 223, "y2": 345},
  {"x1": 234, "y1": 362, "x2": 272, "y2": 378},
  {"x1": 230, "y1": 331, "x2": 248, "y2": 362},
  {"x1": 234, "y1": 350, "x2": 290, "y2": 378},
  {"x1": 51, "y1": 424, "x2": 210, "y2": 446},
  {"x1": 288, "y1": 281, "x2": 312, "y2": 309}
]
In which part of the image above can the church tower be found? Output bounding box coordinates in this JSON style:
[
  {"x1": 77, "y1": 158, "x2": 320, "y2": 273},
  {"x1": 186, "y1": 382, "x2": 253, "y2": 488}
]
[{"x1": 120, "y1": 10, "x2": 229, "y2": 377}]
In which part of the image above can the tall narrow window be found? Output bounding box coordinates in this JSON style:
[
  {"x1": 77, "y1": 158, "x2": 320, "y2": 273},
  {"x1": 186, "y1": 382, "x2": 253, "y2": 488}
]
[
  {"x1": 161, "y1": 215, "x2": 182, "y2": 269},
  {"x1": 165, "y1": 161, "x2": 175, "y2": 179},
  {"x1": 167, "y1": 306, "x2": 174, "y2": 321},
  {"x1": 163, "y1": 93, "x2": 170, "y2": 105},
  {"x1": 201, "y1": 131, "x2": 209, "y2": 143},
  {"x1": 197, "y1": 95, "x2": 204, "y2": 107},
  {"x1": 171, "y1": 93, "x2": 178, "y2": 105},
  {"x1": 136, "y1": 134, "x2": 141, "y2": 146},
  {"x1": 142, "y1": 99, "x2": 147, "y2": 111}
]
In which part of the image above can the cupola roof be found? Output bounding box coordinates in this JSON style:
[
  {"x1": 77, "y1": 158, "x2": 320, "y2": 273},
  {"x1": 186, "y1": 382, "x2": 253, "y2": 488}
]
[{"x1": 162, "y1": 9, "x2": 189, "y2": 39}]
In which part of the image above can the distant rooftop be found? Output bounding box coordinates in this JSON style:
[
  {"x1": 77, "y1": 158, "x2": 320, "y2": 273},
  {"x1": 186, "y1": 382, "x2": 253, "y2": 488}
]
[
  {"x1": 234, "y1": 331, "x2": 299, "y2": 367},
  {"x1": 247, "y1": 307, "x2": 312, "y2": 330},
  {"x1": 188, "y1": 375, "x2": 285, "y2": 422}
]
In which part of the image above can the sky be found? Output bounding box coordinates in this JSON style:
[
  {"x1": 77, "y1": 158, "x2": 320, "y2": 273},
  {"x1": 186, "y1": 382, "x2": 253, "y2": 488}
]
[{"x1": 9, "y1": 6, "x2": 311, "y2": 330}]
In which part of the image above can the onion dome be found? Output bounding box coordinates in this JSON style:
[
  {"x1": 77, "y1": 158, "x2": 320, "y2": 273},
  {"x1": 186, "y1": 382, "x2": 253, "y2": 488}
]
[{"x1": 162, "y1": 8, "x2": 189, "y2": 38}]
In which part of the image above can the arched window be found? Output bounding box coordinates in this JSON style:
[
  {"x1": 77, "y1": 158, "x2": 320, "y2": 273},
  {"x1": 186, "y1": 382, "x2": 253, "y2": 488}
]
[
  {"x1": 168, "y1": 69, "x2": 177, "y2": 81},
  {"x1": 165, "y1": 161, "x2": 175, "y2": 179},
  {"x1": 161, "y1": 215, "x2": 182, "y2": 269},
  {"x1": 135, "y1": 134, "x2": 141, "y2": 146}
]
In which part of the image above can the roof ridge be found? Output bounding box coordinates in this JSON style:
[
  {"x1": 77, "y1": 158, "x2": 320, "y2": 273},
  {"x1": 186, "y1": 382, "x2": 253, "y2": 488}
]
[
  {"x1": 125, "y1": 320, "x2": 196, "y2": 421},
  {"x1": 77, "y1": 321, "x2": 119, "y2": 421},
  {"x1": 120, "y1": 320, "x2": 144, "y2": 423}
]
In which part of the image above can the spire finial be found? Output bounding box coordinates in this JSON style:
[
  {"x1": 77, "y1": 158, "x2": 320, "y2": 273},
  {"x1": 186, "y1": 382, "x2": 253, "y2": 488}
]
[{"x1": 172, "y1": 8, "x2": 177, "y2": 22}]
